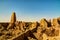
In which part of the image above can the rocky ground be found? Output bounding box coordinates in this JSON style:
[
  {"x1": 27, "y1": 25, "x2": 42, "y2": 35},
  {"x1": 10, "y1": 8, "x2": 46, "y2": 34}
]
[{"x1": 0, "y1": 18, "x2": 60, "y2": 40}]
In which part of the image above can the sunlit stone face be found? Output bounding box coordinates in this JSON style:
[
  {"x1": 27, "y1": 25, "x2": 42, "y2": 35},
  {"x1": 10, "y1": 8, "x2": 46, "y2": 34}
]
[{"x1": 10, "y1": 12, "x2": 16, "y2": 23}]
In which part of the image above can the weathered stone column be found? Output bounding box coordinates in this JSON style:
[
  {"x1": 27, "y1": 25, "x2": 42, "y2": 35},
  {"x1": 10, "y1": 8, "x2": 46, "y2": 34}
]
[
  {"x1": 7, "y1": 12, "x2": 16, "y2": 29},
  {"x1": 10, "y1": 12, "x2": 16, "y2": 23}
]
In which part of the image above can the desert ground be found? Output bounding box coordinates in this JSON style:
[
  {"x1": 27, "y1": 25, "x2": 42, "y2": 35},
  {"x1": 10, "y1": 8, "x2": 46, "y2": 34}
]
[{"x1": 0, "y1": 12, "x2": 60, "y2": 40}]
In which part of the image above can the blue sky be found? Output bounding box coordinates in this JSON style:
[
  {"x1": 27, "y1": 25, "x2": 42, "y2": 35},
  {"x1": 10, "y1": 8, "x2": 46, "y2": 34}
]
[{"x1": 0, "y1": 0, "x2": 60, "y2": 22}]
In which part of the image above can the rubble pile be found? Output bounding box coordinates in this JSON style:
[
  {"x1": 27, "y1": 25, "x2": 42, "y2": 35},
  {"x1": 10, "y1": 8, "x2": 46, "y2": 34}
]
[{"x1": 0, "y1": 12, "x2": 60, "y2": 40}]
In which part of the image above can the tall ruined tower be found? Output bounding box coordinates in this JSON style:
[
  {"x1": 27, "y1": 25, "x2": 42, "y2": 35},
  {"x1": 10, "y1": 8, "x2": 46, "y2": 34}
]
[{"x1": 10, "y1": 12, "x2": 16, "y2": 23}]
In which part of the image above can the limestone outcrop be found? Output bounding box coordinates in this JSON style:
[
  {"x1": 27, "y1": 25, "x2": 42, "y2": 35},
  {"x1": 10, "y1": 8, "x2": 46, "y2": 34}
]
[{"x1": 0, "y1": 12, "x2": 60, "y2": 40}]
